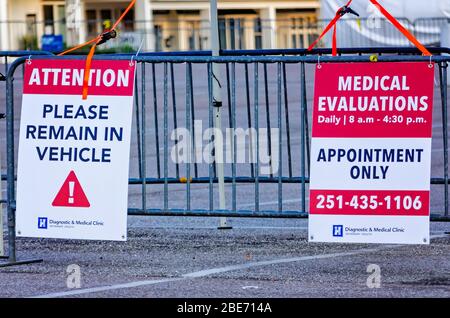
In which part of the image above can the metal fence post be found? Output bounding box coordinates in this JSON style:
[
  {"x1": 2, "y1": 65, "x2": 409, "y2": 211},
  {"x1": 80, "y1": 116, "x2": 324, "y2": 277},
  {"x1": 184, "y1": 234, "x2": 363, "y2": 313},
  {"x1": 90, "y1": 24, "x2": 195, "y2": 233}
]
[
  {"x1": 1, "y1": 56, "x2": 6, "y2": 258},
  {"x1": 439, "y1": 61, "x2": 449, "y2": 217},
  {"x1": 210, "y1": 0, "x2": 231, "y2": 229},
  {"x1": 6, "y1": 65, "x2": 16, "y2": 263},
  {"x1": 0, "y1": 56, "x2": 42, "y2": 267},
  {"x1": 0, "y1": 149, "x2": 3, "y2": 258},
  {"x1": 300, "y1": 62, "x2": 307, "y2": 214}
]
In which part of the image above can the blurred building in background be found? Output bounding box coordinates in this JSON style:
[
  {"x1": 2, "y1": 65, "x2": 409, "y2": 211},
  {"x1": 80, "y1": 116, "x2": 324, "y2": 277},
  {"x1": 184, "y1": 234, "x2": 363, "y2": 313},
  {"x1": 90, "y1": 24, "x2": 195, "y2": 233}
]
[
  {"x1": 320, "y1": 0, "x2": 450, "y2": 48},
  {"x1": 0, "y1": 0, "x2": 321, "y2": 51},
  {"x1": 0, "y1": 0, "x2": 449, "y2": 52}
]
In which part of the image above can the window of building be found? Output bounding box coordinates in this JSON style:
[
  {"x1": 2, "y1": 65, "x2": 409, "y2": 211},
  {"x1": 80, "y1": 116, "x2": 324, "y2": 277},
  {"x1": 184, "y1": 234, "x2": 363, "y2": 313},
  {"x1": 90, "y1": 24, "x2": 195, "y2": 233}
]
[
  {"x1": 291, "y1": 17, "x2": 305, "y2": 48},
  {"x1": 120, "y1": 8, "x2": 134, "y2": 31},
  {"x1": 86, "y1": 10, "x2": 97, "y2": 35},
  {"x1": 41, "y1": 3, "x2": 66, "y2": 41},
  {"x1": 43, "y1": 5, "x2": 54, "y2": 34},
  {"x1": 57, "y1": 5, "x2": 66, "y2": 40},
  {"x1": 218, "y1": 11, "x2": 257, "y2": 50},
  {"x1": 219, "y1": 17, "x2": 247, "y2": 50},
  {"x1": 100, "y1": 9, "x2": 112, "y2": 22},
  {"x1": 154, "y1": 24, "x2": 163, "y2": 51},
  {"x1": 229, "y1": 19, "x2": 236, "y2": 49},
  {"x1": 254, "y1": 18, "x2": 262, "y2": 49},
  {"x1": 277, "y1": 12, "x2": 318, "y2": 49},
  {"x1": 58, "y1": 5, "x2": 66, "y2": 25},
  {"x1": 100, "y1": 9, "x2": 112, "y2": 30},
  {"x1": 186, "y1": 21, "x2": 201, "y2": 50},
  {"x1": 26, "y1": 14, "x2": 37, "y2": 36},
  {"x1": 218, "y1": 19, "x2": 227, "y2": 50}
]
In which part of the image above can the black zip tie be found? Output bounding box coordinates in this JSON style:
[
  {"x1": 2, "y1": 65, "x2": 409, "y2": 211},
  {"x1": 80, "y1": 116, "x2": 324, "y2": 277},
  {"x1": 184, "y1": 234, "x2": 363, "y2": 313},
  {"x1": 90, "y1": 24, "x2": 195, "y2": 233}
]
[
  {"x1": 97, "y1": 29, "x2": 117, "y2": 46},
  {"x1": 212, "y1": 72, "x2": 222, "y2": 88},
  {"x1": 338, "y1": 5, "x2": 359, "y2": 17},
  {"x1": 212, "y1": 100, "x2": 222, "y2": 107}
]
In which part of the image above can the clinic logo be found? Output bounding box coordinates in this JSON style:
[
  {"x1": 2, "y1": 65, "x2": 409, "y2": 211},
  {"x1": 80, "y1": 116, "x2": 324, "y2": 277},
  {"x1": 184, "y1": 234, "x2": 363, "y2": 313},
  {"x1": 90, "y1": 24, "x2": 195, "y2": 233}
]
[
  {"x1": 37, "y1": 217, "x2": 48, "y2": 229},
  {"x1": 332, "y1": 225, "x2": 344, "y2": 237}
]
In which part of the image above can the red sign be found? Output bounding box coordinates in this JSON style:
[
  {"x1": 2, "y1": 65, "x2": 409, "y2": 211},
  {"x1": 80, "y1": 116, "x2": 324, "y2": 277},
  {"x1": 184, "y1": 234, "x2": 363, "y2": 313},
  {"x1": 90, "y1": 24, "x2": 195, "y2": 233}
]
[
  {"x1": 309, "y1": 62, "x2": 434, "y2": 244},
  {"x1": 23, "y1": 59, "x2": 135, "y2": 96},
  {"x1": 52, "y1": 170, "x2": 90, "y2": 208},
  {"x1": 312, "y1": 62, "x2": 434, "y2": 138}
]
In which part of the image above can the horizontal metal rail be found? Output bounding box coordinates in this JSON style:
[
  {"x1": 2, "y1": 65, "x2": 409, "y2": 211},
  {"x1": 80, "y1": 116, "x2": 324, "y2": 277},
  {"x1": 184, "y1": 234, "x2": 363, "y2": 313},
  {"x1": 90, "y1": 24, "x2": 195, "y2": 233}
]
[
  {"x1": 130, "y1": 47, "x2": 450, "y2": 56},
  {"x1": 128, "y1": 208, "x2": 309, "y2": 218},
  {"x1": 7, "y1": 54, "x2": 448, "y2": 64},
  {"x1": 0, "y1": 50, "x2": 53, "y2": 57}
]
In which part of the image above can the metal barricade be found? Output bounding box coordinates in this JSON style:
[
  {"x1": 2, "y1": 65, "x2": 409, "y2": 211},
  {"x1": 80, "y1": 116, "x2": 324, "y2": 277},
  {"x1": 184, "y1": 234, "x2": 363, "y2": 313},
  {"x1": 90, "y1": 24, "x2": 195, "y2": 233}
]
[
  {"x1": 126, "y1": 50, "x2": 450, "y2": 221},
  {"x1": 1, "y1": 48, "x2": 449, "y2": 267},
  {"x1": 0, "y1": 51, "x2": 53, "y2": 265}
]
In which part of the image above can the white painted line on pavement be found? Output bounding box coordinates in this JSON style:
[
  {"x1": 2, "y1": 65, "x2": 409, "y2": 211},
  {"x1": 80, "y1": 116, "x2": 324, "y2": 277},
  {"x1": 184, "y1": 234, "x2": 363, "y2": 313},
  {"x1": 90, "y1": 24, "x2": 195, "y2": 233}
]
[
  {"x1": 33, "y1": 277, "x2": 184, "y2": 298},
  {"x1": 232, "y1": 226, "x2": 307, "y2": 230},
  {"x1": 130, "y1": 226, "x2": 308, "y2": 230},
  {"x1": 181, "y1": 247, "x2": 391, "y2": 279},
  {"x1": 31, "y1": 233, "x2": 449, "y2": 298}
]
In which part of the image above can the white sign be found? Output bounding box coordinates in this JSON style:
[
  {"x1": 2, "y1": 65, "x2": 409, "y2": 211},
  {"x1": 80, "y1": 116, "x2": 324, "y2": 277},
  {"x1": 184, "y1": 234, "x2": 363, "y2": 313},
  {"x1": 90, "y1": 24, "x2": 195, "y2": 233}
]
[
  {"x1": 16, "y1": 59, "x2": 136, "y2": 241},
  {"x1": 309, "y1": 62, "x2": 434, "y2": 244}
]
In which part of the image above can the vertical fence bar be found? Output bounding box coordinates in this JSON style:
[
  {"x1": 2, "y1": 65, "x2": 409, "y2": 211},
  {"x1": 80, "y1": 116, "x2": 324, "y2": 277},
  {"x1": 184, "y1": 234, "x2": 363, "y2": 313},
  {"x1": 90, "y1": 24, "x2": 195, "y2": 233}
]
[
  {"x1": 245, "y1": 63, "x2": 255, "y2": 177},
  {"x1": 6, "y1": 67, "x2": 15, "y2": 262},
  {"x1": 264, "y1": 63, "x2": 273, "y2": 177},
  {"x1": 171, "y1": 63, "x2": 180, "y2": 179},
  {"x1": 282, "y1": 62, "x2": 293, "y2": 178},
  {"x1": 152, "y1": 63, "x2": 161, "y2": 179},
  {"x1": 186, "y1": 63, "x2": 192, "y2": 212},
  {"x1": 226, "y1": 62, "x2": 232, "y2": 130},
  {"x1": 439, "y1": 62, "x2": 449, "y2": 216},
  {"x1": 226, "y1": 63, "x2": 234, "y2": 178},
  {"x1": 189, "y1": 64, "x2": 198, "y2": 178},
  {"x1": 302, "y1": 63, "x2": 311, "y2": 175},
  {"x1": 163, "y1": 62, "x2": 169, "y2": 211},
  {"x1": 300, "y1": 62, "x2": 307, "y2": 214},
  {"x1": 212, "y1": 138, "x2": 217, "y2": 179},
  {"x1": 254, "y1": 62, "x2": 260, "y2": 213},
  {"x1": 277, "y1": 62, "x2": 283, "y2": 213},
  {"x1": 141, "y1": 62, "x2": 147, "y2": 211},
  {"x1": 231, "y1": 62, "x2": 237, "y2": 212},
  {"x1": 134, "y1": 75, "x2": 142, "y2": 204},
  {"x1": 208, "y1": 63, "x2": 214, "y2": 212}
]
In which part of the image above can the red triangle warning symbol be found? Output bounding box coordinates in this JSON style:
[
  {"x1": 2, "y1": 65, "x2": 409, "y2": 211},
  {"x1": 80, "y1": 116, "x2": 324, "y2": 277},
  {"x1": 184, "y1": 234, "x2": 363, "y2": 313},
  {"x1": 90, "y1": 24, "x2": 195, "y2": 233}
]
[{"x1": 52, "y1": 170, "x2": 90, "y2": 208}]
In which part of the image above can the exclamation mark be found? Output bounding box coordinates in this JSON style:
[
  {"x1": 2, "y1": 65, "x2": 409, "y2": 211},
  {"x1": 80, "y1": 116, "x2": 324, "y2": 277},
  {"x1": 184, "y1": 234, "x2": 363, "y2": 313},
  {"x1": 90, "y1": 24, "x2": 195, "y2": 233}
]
[{"x1": 68, "y1": 181, "x2": 75, "y2": 204}]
